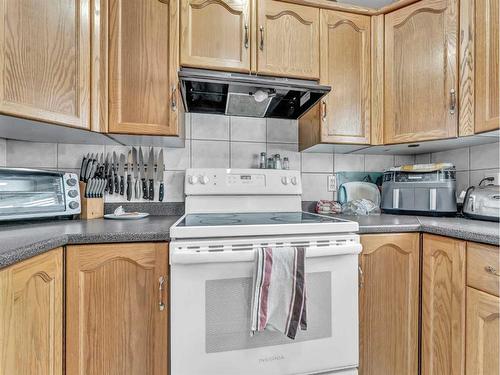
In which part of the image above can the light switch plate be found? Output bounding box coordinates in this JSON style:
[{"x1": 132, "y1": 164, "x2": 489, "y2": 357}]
[{"x1": 327, "y1": 175, "x2": 336, "y2": 192}]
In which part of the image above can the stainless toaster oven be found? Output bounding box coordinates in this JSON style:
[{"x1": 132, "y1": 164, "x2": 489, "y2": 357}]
[
  {"x1": 0, "y1": 168, "x2": 81, "y2": 221},
  {"x1": 381, "y1": 164, "x2": 457, "y2": 216}
]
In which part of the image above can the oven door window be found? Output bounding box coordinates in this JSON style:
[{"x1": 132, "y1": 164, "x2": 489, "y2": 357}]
[{"x1": 0, "y1": 171, "x2": 65, "y2": 216}]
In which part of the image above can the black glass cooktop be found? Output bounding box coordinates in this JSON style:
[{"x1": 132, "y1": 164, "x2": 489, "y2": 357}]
[{"x1": 177, "y1": 212, "x2": 346, "y2": 227}]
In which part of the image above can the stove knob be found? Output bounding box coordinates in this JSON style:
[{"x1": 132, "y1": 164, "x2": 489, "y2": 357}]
[
  {"x1": 200, "y1": 175, "x2": 210, "y2": 185},
  {"x1": 281, "y1": 176, "x2": 290, "y2": 185},
  {"x1": 188, "y1": 175, "x2": 199, "y2": 184},
  {"x1": 291, "y1": 176, "x2": 298, "y2": 185}
]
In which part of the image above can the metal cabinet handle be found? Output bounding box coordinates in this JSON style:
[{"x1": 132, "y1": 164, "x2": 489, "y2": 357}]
[
  {"x1": 171, "y1": 86, "x2": 177, "y2": 112},
  {"x1": 259, "y1": 26, "x2": 264, "y2": 51},
  {"x1": 485, "y1": 265, "x2": 500, "y2": 277},
  {"x1": 450, "y1": 89, "x2": 456, "y2": 114},
  {"x1": 244, "y1": 24, "x2": 249, "y2": 49},
  {"x1": 158, "y1": 276, "x2": 167, "y2": 311},
  {"x1": 321, "y1": 101, "x2": 327, "y2": 122},
  {"x1": 358, "y1": 266, "x2": 364, "y2": 288}
]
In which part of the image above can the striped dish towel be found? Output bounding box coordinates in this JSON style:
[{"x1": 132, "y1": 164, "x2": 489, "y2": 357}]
[{"x1": 250, "y1": 247, "x2": 307, "y2": 340}]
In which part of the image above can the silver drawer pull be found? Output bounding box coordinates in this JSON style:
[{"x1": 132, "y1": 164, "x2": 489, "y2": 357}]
[
  {"x1": 484, "y1": 265, "x2": 500, "y2": 277},
  {"x1": 159, "y1": 276, "x2": 167, "y2": 311},
  {"x1": 358, "y1": 266, "x2": 364, "y2": 288}
]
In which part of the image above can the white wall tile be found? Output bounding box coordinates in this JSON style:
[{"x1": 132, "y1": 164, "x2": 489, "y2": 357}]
[
  {"x1": 364, "y1": 155, "x2": 394, "y2": 172},
  {"x1": 267, "y1": 143, "x2": 300, "y2": 170},
  {"x1": 191, "y1": 113, "x2": 229, "y2": 140},
  {"x1": 58, "y1": 144, "x2": 105, "y2": 169},
  {"x1": 184, "y1": 113, "x2": 192, "y2": 139},
  {"x1": 455, "y1": 171, "x2": 469, "y2": 199},
  {"x1": 431, "y1": 147, "x2": 469, "y2": 171},
  {"x1": 0, "y1": 138, "x2": 6, "y2": 167},
  {"x1": 230, "y1": 117, "x2": 266, "y2": 142},
  {"x1": 165, "y1": 142, "x2": 191, "y2": 171},
  {"x1": 301, "y1": 153, "x2": 333, "y2": 173},
  {"x1": 192, "y1": 140, "x2": 230, "y2": 168},
  {"x1": 415, "y1": 153, "x2": 431, "y2": 164},
  {"x1": 6, "y1": 140, "x2": 57, "y2": 168},
  {"x1": 334, "y1": 154, "x2": 364, "y2": 172},
  {"x1": 230, "y1": 142, "x2": 266, "y2": 169},
  {"x1": 164, "y1": 171, "x2": 185, "y2": 202},
  {"x1": 470, "y1": 142, "x2": 500, "y2": 170},
  {"x1": 301, "y1": 173, "x2": 334, "y2": 201},
  {"x1": 394, "y1": 154, "x2": 415, "y2": 166},
  {"x1": 267, "y1": 119, "x2": 298, "y2": 143}
]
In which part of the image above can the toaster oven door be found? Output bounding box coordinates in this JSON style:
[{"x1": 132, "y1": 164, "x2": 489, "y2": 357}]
[{"x1": 0, "y1": 169, "x2": 66, "y2": 218}]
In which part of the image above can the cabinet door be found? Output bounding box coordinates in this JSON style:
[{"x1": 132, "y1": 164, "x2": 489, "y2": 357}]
[
  {"x1": 422, "y1": 234, "x2": 466, "y2": 375},
  {"x1": 109, "y1": 0, "x2": 179, "y2": 135},
  {"x1": 257, "y1": 0, "x2": 319, "y2": 79},
  {"x1": 475, "y1": 0, "x2": 500, "y2": 133},
  {"x1": 0, "y1": 0, "x2": 90, "y2": 128},
  {"x1": 359, "y1": 234, "x2": 420, "y2": 375},
  {"x1": 66, "y1": 243, "x2": 169, "y2": 375},
  {"x1": 319, "y1": 10, "x2": 370, "y2": 144},
  {"x1": 180, "y1": 0, "x2": 251, "y2": 72},
  {"x1": 0, "y1": 248, "x2": 63, "y2": 375},
  {"x1": 466, "y1": 287, "x2": 499, "y2": 375},
  {"x1": 384, "y1": 0, "x2": 458, "y2": 144}
]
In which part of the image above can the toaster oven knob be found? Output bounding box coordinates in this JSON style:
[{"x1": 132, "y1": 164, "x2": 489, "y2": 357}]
[
  {"x1": 69, "y1": 201, "x2": 79, "y2": 210},
  {"x1": 200, "y1": 176, "x2": 210, "y2": 185},
  {"x1": 291, "y1": 177, "x2": 298, "y2": 185},
  {"x1": 68, "y1": 190, "x2": 78, "y2": 198},
  {"x1": 188, "y1": 175, "x2": 199, "y2": 184},
  {"x1": 67, "y1": 178, "x2": 77, "y2": 187},
  {"x1": 281, "y1": 176, "x2": 291, "y2": 185}
]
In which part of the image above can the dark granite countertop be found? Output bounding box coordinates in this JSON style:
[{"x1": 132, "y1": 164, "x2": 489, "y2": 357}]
[{"x1": 0, "y1": 213, "x2": 497, "y2": 270}]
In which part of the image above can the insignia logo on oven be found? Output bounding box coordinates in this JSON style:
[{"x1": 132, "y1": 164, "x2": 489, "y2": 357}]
[{"x1": 258, "y1": 354, "x2": 285, "y2": 363}]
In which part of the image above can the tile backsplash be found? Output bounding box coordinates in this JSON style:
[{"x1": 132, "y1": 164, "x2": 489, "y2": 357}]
[{"x1": 0, "y1": 113, "x2": 498, "y2": 203}]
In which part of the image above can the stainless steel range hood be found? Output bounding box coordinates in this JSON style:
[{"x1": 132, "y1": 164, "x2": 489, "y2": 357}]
[{"x1": 178, "y1": 68, "x2": 331, "y2": 120}]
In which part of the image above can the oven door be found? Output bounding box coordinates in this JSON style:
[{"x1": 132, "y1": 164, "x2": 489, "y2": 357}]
[{"x1": 170, "y1": 237, "x2": 361, "y2": 375}]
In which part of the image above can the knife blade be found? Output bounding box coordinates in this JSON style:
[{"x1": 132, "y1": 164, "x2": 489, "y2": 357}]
[
  {"x1": 126, "y1": 150, "x2": 132, "y2": 201},
  {"x1": 79, "y1": 153, "x2": 89, "y2": 181},
  {"x1": 104, "y1": 153, "x2": 110, "y2": 192},
  {"x1": 132, "y1": 147, "x2": 140, "y2": 199},
  {"x1": 119, "y1": 154, "x2": 126, "y2": 195},
  {"x1": 83, "y1": 153, "x2": 94, "y2": 182},
  {"x1": 147, "y1": 148, "x2": 155, "y2": 200},
  {"x1": 113, "y1": 152, "x2": 119, "y2": 193},
  {"x1": 139, "y1": 147, "x2": 148, "y2": 200},
  {"x1": 157, "y1": 149, "x2": 165, "y2": 202}
]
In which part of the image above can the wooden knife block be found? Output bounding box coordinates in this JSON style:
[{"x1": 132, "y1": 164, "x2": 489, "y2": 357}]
[{"x1": 79, "y1": 181, "x2": 104, "y2": 220}]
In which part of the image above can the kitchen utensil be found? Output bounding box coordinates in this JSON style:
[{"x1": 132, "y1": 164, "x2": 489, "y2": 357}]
[
  {"x1": 126, "y1": 150, "x2": 132, "y2": 201},
  {"x1": 147, "y1": 148, "x2": 155, "y2": 200},
  {"x1": 463, "y1": 178, "x2": 500, "y2": 222},
  {"x1": 104, "y1": 212, "x2": 149, "y2": 220},
  {"x1": 79, "y1": 153, "x2": 89, "y2": 181},
  {"x1": 83, "y1": 153, "x2": 95, "y2": 182},
  {"x1": 139, "y1": 147, "x2": 147, "y2": 199},
  {"x1": 118, "y1": 154, "x2": 125, "y2": 195},
  {"x1": 132, "y1": 147, "x2": 140, "y2": 199},
  {"x1": 104, "y1": 153, "x2": 110, "y2": 192},
  {"x1": 157, "y1": 149, "x2": 165, "y2": 202},
  {"x1": 113, "y1": 152, "x2": 119, "y2": 193}
]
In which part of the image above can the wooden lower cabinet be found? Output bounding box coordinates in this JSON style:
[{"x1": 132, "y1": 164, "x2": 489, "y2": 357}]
[
  {"x1": 466, "y1": 287, "x2": 500, "y2": 375},
  {"x1": 66, "y1": 243, "x2": 169, "y2": 375},
  {"x1": 422, "y1": 234, "x2": 466, "y2": 375},
  {"x1": 0, "y1": 248, "x2": 63, "y2": 375},
  {"x1": 359, "y1": 233, "x2": 420, "y2": 375}
]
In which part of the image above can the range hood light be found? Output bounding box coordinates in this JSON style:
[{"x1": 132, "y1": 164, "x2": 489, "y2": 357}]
[{"x1": 253, "y1": 89, "x2": 269, "y2": 103}]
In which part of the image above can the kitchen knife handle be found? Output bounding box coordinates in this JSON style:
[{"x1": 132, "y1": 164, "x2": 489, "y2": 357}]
[
  {"x1": 114, "y1": 172, "x2": 119, "y2": 193},
  {"x1": 120, "y1": 176, "x2": 124, "y2": 195},
  {"x1": 149, "y1": 179, "x2": 154, "y2": 200},
  {"x1": 135, "y1": 178, "x2": 141, "y2": 199},
  {"x1": 126, "y1": 175, "x2": 132, "y2": 201},
  {"x1": 159, "y1": 182, "x2": 164, "y2": 202},
  {"x1": 142, "y1": 178, "x2": 148, "y2": 199},
  {"x1": 108, "y1": 173, "x2": 114, "y2": 195}
]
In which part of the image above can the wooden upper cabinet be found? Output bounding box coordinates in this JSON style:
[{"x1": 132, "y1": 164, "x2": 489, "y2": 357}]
[
  {"x1": 180, "y1": 0, "x2": 251, "y2": 72},
  {"x1": 466, "y1": 287, "x2": 499, "y2": 375},
  {"x1": 108, "y1": 0, "x2": 179, "y2": 135},
  {"x1": 66, "y1": 243, "x2": 169, "y2": 375},
  {"x1": 475, "y1": 0, "x2": 500, "y2": 133},
  {"x1": 384, "y1": 0, "x2": 458, "y2": 144},
  {"x1": 422, "y1": 234, "x2": 466, "y2": 375},
  {"x1": 0, "y1": 0, "x2": 90, "y2": 129},
  {"x1": 257, "y1": 0, "x2": 319, "y2": 79},
  {"x1": 359, "y1": 234, "x2": 420, "y2": 375},
  {"x1": 319, "y1": 10, "x2": 371, "y2": 144},
  {"x1": 0, "y1": 248, "x2": 63, "y2": 375}
]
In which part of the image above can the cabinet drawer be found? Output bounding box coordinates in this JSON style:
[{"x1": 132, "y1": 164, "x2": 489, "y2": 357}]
[{"x1": 467, "y1": 242, "x2": 500, "y2": 297}]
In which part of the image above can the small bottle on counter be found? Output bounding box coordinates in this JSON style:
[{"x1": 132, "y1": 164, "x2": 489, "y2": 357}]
[
  {"x1": 266, "y1": 157, "x2": 274, "y2": 169},
  {"x1": 259, "y1": 152, "x2": 267, "y2": 169},
  {"x1": 274, "y1": 154, "x2": 282, "y2": 169},
  {"x1": 283, "y1": 157, "x2": 289, "y2": 170}
]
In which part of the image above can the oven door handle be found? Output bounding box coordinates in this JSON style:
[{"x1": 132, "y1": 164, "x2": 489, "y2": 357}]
[{"x1": 171, "y1": 244, "x2": 362, "y2": 264}]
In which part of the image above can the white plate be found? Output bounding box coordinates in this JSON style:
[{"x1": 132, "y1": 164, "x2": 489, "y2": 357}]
[{"x1": 104, "y1": 213, "x2": 150, "y2": 220}]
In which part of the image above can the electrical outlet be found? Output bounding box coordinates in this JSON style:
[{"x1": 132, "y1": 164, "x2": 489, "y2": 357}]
[{"x1": 327, "y1": 175, "x2": 336, "y2": 192}]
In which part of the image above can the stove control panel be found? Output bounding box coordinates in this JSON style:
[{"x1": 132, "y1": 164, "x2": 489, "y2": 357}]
[{"x1": 185, "y1": 168, "x2": 302, "y2": 195}]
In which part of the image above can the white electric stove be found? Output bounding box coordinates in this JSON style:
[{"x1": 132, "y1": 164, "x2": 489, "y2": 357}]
[{"x1": 169, "y1": 168, "x2": 361, "y2": 375}]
